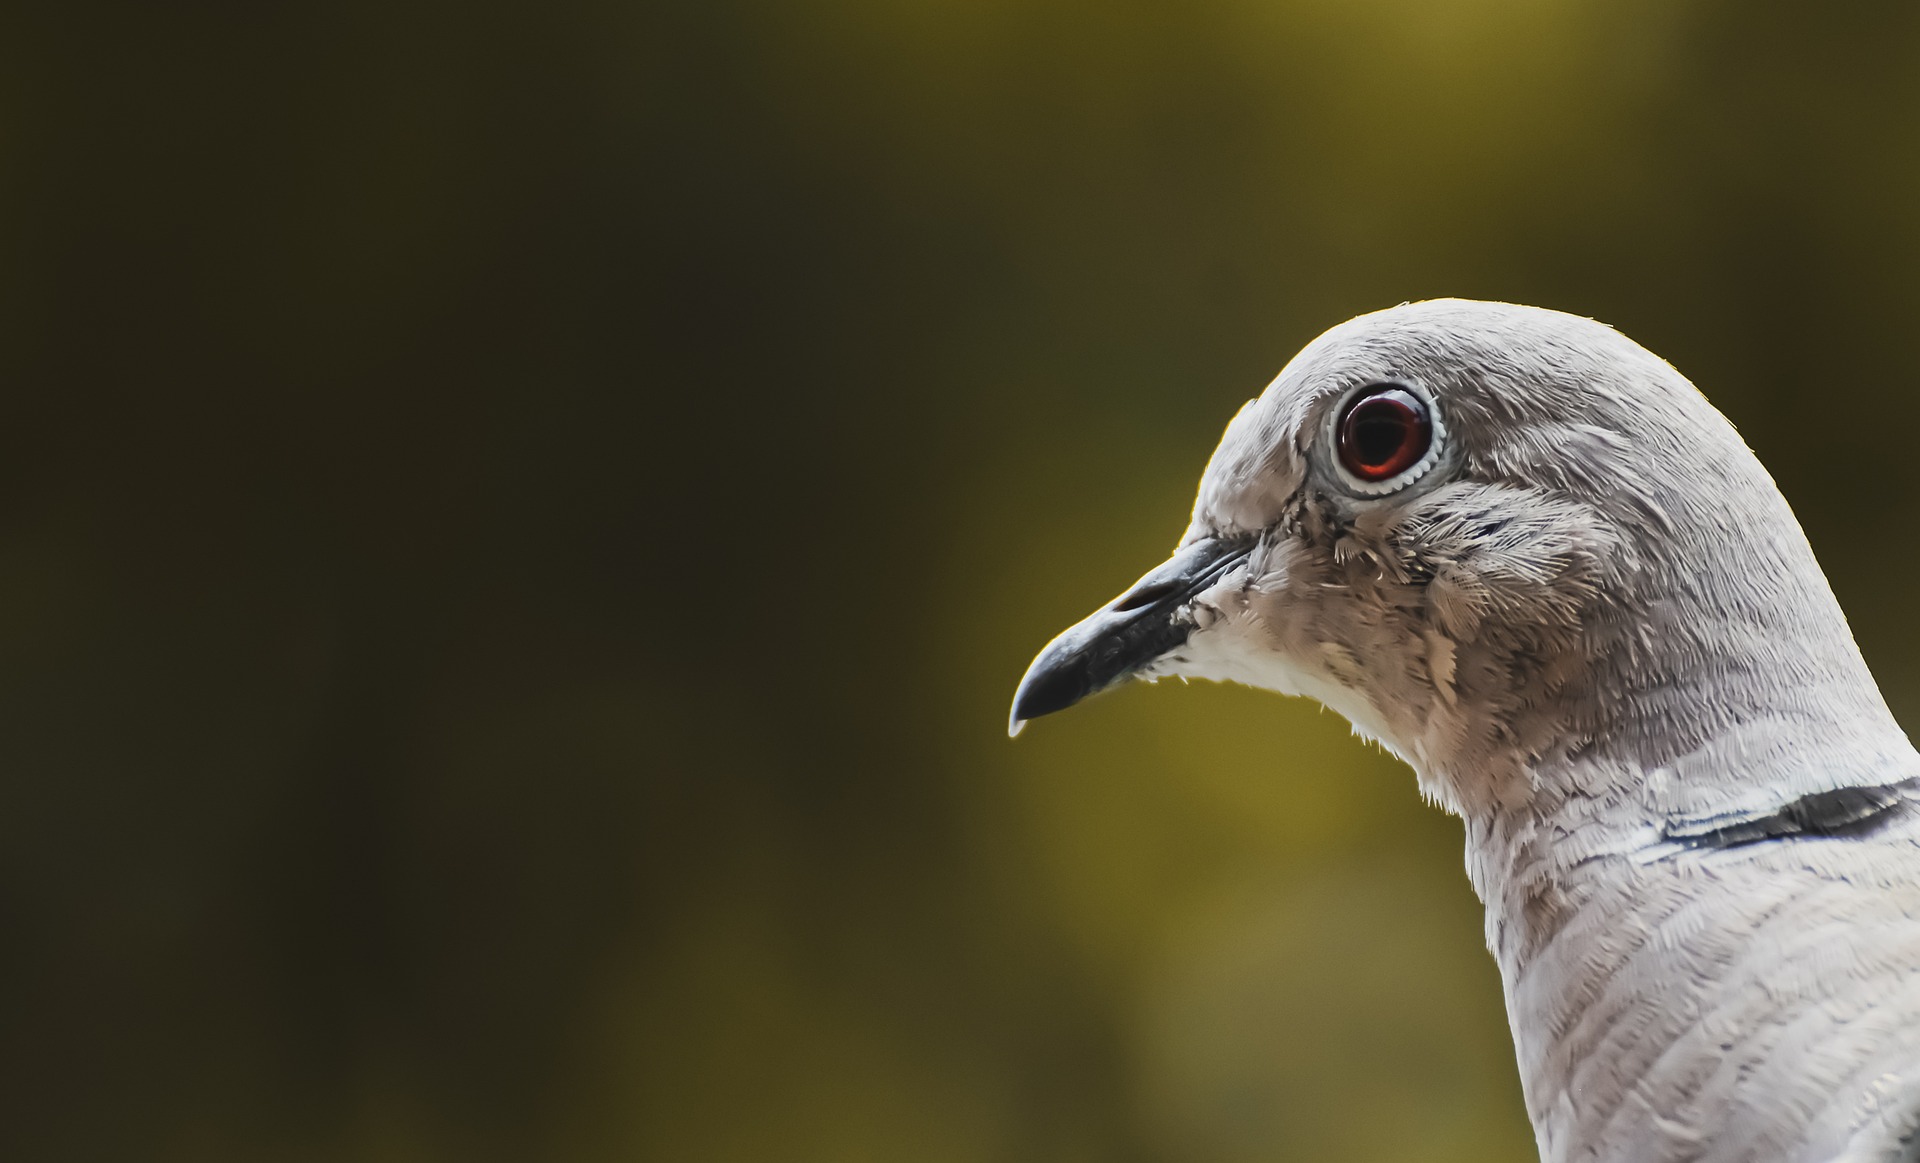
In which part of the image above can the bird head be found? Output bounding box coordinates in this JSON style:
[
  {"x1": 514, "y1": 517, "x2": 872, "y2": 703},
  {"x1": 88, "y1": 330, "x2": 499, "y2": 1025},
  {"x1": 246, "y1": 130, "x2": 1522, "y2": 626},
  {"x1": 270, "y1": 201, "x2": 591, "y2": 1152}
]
[{"x1": 1011, "y1": 299, "x2": 1891, "y2": 817}]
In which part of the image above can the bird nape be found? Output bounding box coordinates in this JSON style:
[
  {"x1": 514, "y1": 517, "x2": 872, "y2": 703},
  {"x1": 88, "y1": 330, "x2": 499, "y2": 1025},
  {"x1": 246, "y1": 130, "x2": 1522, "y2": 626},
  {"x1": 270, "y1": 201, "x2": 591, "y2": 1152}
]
[{"x1": 1011, "y1": 299, "x2": 1920, "y2": 1163}]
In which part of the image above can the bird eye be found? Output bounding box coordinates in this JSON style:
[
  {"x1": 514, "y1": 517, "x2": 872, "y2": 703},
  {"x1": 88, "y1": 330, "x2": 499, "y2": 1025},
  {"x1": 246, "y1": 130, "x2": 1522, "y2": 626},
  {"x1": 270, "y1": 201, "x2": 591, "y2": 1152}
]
[{"x1": 1336, "y1": 386, "x2": 1433, "y2": 485}]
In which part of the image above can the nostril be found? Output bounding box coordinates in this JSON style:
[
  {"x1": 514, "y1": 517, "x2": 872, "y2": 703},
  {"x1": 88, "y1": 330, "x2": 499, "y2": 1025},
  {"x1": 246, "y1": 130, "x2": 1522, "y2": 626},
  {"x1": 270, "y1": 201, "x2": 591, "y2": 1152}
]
[{"x1": 1112, "y1": 580, "x2": 1181, "y2": 613}]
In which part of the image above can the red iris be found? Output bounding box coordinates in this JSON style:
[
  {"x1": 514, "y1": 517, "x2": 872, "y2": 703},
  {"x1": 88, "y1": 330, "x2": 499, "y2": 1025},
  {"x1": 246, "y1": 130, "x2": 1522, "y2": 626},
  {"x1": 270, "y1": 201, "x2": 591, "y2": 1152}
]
[{"x1": 1337, "y1": 387, "x2": 1431, "y2": 482}]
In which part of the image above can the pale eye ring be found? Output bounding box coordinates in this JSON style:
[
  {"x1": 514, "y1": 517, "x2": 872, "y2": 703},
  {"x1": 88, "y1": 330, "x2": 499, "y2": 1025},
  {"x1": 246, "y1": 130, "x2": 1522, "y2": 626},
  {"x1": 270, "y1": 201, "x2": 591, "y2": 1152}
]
[{"x1": 1327, "y1": 381, "x2": 1446, "y2": 495}]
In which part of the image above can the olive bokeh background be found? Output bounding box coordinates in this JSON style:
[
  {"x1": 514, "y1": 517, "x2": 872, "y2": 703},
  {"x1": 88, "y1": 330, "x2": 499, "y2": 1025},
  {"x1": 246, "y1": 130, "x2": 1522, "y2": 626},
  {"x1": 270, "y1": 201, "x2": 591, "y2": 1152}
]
[{"x1": 7, "y1": 3, "x2": 1920, "y2": 1161}]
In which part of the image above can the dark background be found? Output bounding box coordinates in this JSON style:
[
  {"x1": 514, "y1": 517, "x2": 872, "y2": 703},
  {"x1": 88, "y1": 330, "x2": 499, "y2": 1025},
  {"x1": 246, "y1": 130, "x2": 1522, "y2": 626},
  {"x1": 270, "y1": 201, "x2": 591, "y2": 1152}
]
[{"x1": 6, "y1": 3, "x2": 1920, "y2": 1160}]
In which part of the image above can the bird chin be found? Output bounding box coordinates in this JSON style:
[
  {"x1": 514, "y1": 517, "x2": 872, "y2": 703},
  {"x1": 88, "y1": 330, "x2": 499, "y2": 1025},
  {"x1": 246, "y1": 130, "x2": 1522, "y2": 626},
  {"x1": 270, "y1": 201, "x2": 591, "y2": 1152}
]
[{"x1": 1161, "y1": 628, "x2": 1406, "y2": 760}]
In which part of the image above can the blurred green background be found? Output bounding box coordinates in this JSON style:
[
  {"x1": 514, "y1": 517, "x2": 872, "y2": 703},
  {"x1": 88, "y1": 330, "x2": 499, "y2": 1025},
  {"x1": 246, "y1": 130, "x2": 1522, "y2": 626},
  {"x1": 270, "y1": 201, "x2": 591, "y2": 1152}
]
[{"x1": 5, "y1": 2, "x2": 1920, "y2": 1160}]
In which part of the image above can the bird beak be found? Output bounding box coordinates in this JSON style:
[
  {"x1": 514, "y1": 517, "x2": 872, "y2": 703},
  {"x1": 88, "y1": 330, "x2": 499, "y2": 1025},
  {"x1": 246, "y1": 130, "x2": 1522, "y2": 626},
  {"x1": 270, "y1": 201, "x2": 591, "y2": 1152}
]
[{"x1": 1009, "y1": 536, "x2": 1252, "y2": 736}]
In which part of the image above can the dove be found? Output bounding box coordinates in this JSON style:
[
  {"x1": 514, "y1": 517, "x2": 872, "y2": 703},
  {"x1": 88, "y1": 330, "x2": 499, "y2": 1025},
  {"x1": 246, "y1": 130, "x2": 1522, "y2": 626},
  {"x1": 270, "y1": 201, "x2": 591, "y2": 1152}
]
[{"x1": 1010, "y1": 300, "x2": 1920, "y2": 1162}]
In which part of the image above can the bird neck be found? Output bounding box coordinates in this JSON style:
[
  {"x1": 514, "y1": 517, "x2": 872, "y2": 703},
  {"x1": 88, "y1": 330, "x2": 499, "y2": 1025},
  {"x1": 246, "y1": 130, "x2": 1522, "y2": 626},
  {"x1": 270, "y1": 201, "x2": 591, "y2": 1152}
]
[
  {"x1": 1448, "y1": 629, "x2": 1920, "y2": 972},
  {"x1": 1453, "y1": 686, "x2": 1920, "y2": 1163},
  {"x1": 1408, "y1": 491, "x2": 1920, "y2": 838}
]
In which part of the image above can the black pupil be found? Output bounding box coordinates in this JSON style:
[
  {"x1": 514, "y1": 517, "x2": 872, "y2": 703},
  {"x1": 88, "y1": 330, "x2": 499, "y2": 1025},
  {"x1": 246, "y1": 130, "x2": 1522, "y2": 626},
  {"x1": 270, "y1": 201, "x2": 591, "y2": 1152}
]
[{"x1": 1351, "y1": 401, "x2": 1412, "y2": 466}]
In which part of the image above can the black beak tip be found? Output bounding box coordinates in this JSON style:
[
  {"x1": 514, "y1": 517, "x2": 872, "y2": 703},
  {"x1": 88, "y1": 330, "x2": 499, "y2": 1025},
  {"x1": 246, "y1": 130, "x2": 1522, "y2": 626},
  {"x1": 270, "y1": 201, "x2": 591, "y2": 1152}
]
[{"x1": 1007, "y1": 653, "x2": 1096, "y2": 737}]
